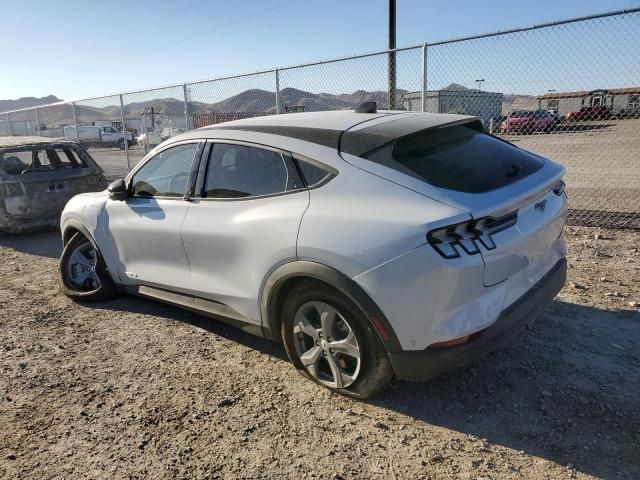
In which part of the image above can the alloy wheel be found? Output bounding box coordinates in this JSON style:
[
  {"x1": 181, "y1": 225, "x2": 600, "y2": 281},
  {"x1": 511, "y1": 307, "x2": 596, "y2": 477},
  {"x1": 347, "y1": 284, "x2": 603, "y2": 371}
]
[
  {"x1": 292, "y1": 301, "x2": 361, "y2": 389},
  {"x1": 65, "y1": 241, "x2": 102, "y2": 291}
]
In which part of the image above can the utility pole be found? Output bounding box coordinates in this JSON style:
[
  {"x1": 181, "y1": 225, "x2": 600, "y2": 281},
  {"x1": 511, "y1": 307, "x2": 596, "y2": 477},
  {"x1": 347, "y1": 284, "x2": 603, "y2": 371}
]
[
  {"x1": 388, "y1": 0, "x2": 396, "y2": 110},
  {"x1": 475, "y1": 78, "x2": 485, "y2": 91}
]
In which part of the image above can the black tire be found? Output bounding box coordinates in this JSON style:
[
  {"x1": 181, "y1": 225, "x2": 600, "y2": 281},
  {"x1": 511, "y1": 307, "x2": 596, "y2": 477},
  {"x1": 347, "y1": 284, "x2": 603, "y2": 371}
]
[
  {"x1": 58, "y1": 233, "x2": 117, "y2": 302},
  {"x1": 280, "y1": 280, "x2": 394, "y2": 399}
]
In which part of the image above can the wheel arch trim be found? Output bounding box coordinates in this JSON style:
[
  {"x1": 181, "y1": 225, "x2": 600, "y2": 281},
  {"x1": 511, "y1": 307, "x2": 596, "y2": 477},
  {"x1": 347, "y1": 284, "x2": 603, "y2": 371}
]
[
  {"x1": 259, "y1": 260, "x2": 402, "y2": 353},
  {"x1": 61, "y1": 219, "x2": 95, "y2": 247}
]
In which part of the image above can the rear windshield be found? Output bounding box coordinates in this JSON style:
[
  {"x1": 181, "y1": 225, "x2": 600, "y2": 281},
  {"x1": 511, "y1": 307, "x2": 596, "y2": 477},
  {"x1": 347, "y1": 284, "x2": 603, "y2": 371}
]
[{"x1": 361, "y1": 125, "x2": 544, "y2": 193}]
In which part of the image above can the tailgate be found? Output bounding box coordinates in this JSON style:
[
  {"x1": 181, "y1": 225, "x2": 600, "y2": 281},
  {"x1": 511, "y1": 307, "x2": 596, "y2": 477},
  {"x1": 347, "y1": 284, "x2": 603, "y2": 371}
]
[{"x1": 480, "y1": 186, "x2": 566, "y2": 286}]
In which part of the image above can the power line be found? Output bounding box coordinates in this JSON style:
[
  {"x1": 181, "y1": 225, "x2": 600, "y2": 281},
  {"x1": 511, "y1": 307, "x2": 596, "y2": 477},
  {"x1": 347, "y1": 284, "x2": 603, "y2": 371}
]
[{"x1": 156, "y1": 1, "x2": 296, "y2": 51}]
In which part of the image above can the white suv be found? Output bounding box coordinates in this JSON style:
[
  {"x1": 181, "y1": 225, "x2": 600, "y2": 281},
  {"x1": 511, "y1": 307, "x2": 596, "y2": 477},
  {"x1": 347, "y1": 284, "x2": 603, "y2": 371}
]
[{"x1": 58, "y1": 106, "x2": 567, "y2": 398}]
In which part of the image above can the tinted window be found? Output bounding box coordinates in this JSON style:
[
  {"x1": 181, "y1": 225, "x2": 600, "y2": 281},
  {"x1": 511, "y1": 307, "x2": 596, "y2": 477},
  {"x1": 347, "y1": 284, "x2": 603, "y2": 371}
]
[
  {"x1": 296, "y1": 158, "x2": 332, "y2": 187},
  {"x1": 362, "y1": 125, "x2": 544, "y2": 193},
  {"x1": 131, "y1": 143, "x2": 197, "y2": 197},
  {"x1": 204, "y1": 144, "x2": 302, "y2": 198}
]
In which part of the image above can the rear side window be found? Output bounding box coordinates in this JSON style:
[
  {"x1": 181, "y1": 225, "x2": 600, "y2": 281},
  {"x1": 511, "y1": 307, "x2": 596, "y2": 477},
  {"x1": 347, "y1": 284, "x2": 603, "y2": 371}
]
[
  {"x1": 362, "y1": 125, "x2": 544, "y2": 193},
  {"x1": 295, "y1": 158, "x2": 332, "y2": 187},
  {"x1": 204, "y1": 144, "x2": 303, "y2": 198}
]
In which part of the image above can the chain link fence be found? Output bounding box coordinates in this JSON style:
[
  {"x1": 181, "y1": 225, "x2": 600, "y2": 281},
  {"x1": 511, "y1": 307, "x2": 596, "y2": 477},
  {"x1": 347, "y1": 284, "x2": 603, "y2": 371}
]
[{"x1": 1, "y1": 8, "x2": 638, "y2": 228}]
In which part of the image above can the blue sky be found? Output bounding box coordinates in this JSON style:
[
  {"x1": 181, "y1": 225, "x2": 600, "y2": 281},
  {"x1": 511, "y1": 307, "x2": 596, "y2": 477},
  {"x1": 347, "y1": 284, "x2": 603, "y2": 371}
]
[{"x1": 1, "y1": 0, "x2": 639, "y2": 101}]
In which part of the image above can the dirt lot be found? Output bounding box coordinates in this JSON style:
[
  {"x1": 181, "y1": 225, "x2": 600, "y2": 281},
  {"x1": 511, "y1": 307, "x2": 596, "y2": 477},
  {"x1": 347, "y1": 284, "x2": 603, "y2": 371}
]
[{"x1": 0, "y1": 226, "x2": 639, "y2": 479}]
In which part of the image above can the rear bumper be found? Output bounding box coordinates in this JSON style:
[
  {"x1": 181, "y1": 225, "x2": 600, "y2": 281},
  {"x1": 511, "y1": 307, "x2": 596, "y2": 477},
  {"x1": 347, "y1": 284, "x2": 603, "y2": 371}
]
[{"x1": 389, "y1": 257, "x2": 566, "y2": 382}]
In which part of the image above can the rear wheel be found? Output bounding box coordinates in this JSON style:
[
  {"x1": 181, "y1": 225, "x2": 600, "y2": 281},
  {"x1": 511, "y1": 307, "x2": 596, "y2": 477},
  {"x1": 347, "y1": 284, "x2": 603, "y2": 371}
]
[
  {"x1": 281, "y1": 281, "x2": 393, "y2": 399},
  {"x1": 58, "y1": 233, "x2": 116, "y2": 301}
]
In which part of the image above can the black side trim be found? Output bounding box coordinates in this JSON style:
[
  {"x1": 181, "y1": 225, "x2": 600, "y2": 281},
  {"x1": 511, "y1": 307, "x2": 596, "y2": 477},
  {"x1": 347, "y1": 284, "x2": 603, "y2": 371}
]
[
  {"x1": 260, "y1": 261, "x2": 403, "y2": 353},
  {"x1": 389, "y1": 258, "x2": 567, "y2": 382},
  {"x1": 122, "y1": 284, "x2": 264, "y2": 338},
  {"x1": 209, "y1": 125, "x2": 343, "y2": 150}
]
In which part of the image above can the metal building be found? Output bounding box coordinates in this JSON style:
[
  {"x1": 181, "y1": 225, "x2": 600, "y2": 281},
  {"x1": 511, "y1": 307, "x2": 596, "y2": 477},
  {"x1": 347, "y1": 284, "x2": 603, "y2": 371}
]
[{"x1": 403, "y1": 85, "x2": 503, "y2": 125}]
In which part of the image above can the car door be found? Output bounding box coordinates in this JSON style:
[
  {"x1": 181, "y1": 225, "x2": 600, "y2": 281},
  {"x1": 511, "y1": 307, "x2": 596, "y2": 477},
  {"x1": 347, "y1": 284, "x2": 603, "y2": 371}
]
[
  {"x1": 180, "y1": 141, "x2": 309, "y2": 323},
  {"x1": 102, "y1": 141, "x2": 202, "y2": 289},
  {"x1": 100, "y1": 126, "x2": 118, "y2": 143}
]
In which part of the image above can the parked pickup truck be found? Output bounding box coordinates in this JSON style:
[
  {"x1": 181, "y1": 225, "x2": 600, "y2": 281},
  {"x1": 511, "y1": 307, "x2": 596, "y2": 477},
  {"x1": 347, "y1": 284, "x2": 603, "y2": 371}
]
[{"x1": 63, "y1": 125, "x2": 133, "y2": 149}]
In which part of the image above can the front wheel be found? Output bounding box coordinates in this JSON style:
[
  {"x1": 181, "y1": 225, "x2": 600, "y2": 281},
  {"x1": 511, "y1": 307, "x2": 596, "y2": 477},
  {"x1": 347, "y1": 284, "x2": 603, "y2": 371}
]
[
  {"x1": 58, "y1": 233, "x2": 116, "y2": 301},
  {"x1": 281, "y1": 281, "x2": 394, "y2": 399}
]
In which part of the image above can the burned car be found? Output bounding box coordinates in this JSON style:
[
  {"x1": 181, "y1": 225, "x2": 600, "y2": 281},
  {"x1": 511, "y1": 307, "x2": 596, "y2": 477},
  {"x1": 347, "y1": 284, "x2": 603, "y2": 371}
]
[{"x1": 0, "y1": 137, "x2": 107, "y2": 233}]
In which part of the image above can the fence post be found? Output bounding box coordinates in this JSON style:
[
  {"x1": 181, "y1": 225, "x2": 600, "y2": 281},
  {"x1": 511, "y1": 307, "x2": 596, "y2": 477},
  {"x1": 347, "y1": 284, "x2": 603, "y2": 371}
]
[
  {"x1": 421, "y1": 43, "x2": 428, "y2": 113},
  {"x1": 35, "y1": 108, "x2": 41, "y2": 136},
  {"x1": 5, "y1": 113, "x2": 11, "y2": 136},
  {"x1": 119, "y1": 94, "x2": 131, "y2": 172},
  {"x1": 183, "y1": 84, "x2": 190, "y2": 131},
  {"x1": 71, "y1": 102, "x2": 79, "y2": 140},
  {"x1": 275, "y1": 68, "x2": 281, "y2": 114}
]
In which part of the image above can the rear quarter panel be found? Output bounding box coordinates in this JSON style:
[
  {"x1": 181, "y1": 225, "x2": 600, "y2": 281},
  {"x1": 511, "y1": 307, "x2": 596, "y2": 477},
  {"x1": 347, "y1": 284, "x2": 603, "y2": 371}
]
[{"x1": 297, "y1": 161, "x2": 468, "y2": 278}]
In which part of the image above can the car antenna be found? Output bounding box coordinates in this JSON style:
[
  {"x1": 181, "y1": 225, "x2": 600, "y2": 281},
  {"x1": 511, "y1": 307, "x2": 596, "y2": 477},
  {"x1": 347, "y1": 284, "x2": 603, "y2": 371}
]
[{"x1": 354, "y1": 102, "x2": 377, "y2": 114}]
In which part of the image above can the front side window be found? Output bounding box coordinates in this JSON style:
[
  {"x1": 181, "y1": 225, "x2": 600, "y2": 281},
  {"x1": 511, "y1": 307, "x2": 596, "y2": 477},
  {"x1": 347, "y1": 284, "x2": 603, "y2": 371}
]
[
  {"x1": 628, "y1": 94, "x2": 640, "y2": 109},
  {"x1": 204, "y1": 143, "x2": 302, "y2": 198},
  {"x1": 131, "y1": 143, "x2": 197, "y2": 197}
]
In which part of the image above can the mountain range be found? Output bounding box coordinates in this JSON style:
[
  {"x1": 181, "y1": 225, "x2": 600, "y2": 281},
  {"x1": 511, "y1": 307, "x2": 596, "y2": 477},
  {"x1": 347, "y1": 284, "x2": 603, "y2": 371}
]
[{"x1": 2, "y1": 85, "x2": 537, "y2": 126}]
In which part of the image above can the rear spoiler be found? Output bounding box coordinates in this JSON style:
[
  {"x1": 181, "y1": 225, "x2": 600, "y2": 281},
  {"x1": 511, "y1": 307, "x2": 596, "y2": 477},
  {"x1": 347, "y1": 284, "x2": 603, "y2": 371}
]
[{"x1": 340, "y1": 116, "x2": 483, "y2": 158}]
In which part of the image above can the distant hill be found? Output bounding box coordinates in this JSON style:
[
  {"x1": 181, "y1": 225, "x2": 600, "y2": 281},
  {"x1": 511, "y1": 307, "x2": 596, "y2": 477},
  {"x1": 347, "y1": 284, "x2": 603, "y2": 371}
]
[
  {"x1": 2, "y1": 87, "x2": 539, "y2": 127},
  {"x1": 204, "y1": 87, "x2": 408, "y2": 113},
  {"x1": 0, "y1": 95, "x2": 63, "y2": 112}
]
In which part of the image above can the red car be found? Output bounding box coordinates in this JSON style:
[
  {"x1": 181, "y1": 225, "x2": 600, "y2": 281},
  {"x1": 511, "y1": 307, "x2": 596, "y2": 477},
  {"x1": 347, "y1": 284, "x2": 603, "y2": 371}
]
[
  {"x1": 565, "y1": 105, "x2": 610, "y2": 121},
  {"x1": 500, "y1": 110, "x2": 558, "y2": 133}
]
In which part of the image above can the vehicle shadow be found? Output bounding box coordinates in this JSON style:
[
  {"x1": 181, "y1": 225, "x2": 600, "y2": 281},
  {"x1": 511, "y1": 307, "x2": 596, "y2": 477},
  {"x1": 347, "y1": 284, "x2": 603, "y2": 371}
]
[
  {"x1": 89, "y1": 293, "x2": 289, "y2": 361},
  {"x1": 371, "y1": 300, "x2": 640, "y2": 480},
  {"x1": 90, "y1": 292, "x2": 640, "y2": 478},
  {"x1": 501, "y1": 122, "x2": 613, "y2": 137},
  {"x1": 0, "y1": 229, "x2": 61, "y2": 258},
  {"x1": 551, "y1": 122, "x2": 614, "y2": 134}
]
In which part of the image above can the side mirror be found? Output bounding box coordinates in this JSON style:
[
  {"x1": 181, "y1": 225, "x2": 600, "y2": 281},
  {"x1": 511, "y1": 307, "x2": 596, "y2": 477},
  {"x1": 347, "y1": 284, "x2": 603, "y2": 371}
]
[{"x1": 108, "y1": 178, "x2": 128, "y2": 201}]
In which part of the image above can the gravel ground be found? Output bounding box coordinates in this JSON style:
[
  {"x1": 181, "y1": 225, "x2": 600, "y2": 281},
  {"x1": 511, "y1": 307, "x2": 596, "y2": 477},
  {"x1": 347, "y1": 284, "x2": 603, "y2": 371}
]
[{"x1": 0, "y1": 226, "x2": 639, "y2": 479}]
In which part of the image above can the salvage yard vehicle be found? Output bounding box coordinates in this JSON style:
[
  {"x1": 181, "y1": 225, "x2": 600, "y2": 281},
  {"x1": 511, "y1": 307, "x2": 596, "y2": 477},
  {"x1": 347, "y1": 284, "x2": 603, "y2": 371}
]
[
  {"x1": 57, "y1": 104, "x2": 567, "y2": 398},
  {"x1": 63, "y1": 125, "x2": 134, "y2": 149},
  {"x1": 565, "y1": 105, "x2": 610, "y2": 121},
  {"x1": 0, "y1": 137, "x2": 107, "y2": 233},
  {"x1": 500, "y1": 110, "x2": 558, "y2": 133}
]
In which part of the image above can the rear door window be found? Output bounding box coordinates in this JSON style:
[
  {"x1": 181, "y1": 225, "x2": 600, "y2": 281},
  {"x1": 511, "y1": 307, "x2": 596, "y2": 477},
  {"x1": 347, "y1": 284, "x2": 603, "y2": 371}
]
[
  {"x1": 362, "y1": 125, "x2": 544, "y2": 193},
  {"x1": 203, "y1": 143, "x2": 303, "y2": 198}
]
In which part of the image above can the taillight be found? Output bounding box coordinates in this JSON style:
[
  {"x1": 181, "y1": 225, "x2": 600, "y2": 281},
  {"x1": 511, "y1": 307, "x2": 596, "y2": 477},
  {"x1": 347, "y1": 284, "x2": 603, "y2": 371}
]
[{"x1": 427, "y1": 212, "x2": 517, "y2": 259}]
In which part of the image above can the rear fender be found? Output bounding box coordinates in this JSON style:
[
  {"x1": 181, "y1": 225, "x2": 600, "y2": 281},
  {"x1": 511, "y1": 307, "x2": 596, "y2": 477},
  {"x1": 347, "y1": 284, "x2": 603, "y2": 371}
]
[{"x1": 259, "y1": 261, "x2": 402, "y2": 354}]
